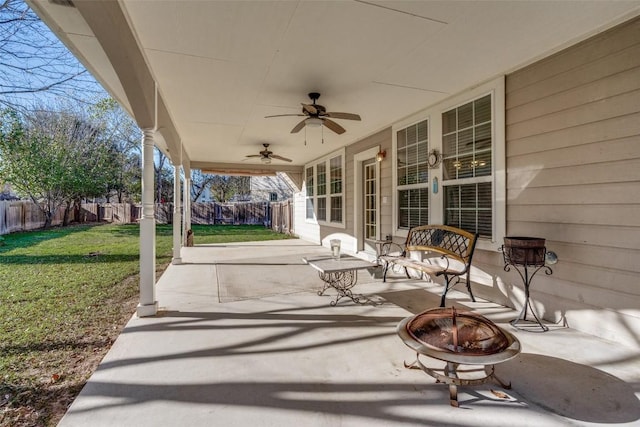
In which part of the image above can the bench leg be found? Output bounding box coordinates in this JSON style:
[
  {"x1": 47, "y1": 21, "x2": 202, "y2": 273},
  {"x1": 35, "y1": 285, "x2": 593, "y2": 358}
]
[
  {"x1": 404, "y1": 267, "x2": 411, "y2": 279},
  {"x1": 466, "y1": 272, "x2": 476, "y2": 303},
  {"x1": 383, "y1": 262, "x2": 389, "y2": 282},
  {"x1": 440, "y1": 276, "x2": 449, "y2": 307},
  {"x1": 440, "y1": 274, "x2": 476, "y2": 307}
]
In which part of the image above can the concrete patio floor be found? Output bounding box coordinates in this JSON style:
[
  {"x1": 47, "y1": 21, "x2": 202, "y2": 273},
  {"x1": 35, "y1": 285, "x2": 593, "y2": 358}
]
[{"x1": 59, "y1": 239, "x2": 640, "y2": 426}]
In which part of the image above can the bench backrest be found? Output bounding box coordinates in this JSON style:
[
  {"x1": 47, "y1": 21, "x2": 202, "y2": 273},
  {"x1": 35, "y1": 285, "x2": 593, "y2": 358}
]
[{"x1": 404, "y1": 225, "x2": 478, "y2": 265}]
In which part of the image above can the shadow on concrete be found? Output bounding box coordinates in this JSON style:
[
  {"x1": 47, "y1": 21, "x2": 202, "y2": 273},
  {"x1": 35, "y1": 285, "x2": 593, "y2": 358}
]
[
  {"x1": 99, "y1": 308, "x2": 404, "y2": 371},
  {"x1": 68, "y1": 380, "x2": 530, "y2": 426},
  {"x1": 501, "y1": 353, "x2": 640, "y2": 423}
]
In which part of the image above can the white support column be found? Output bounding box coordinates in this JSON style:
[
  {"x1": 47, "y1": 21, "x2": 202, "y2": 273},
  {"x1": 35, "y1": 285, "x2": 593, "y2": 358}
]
[
  {"x1": 184, "y1": 174, "x2": 191, "y2": 237},
  {"x1": 137, "y1": 128, "x2": 158, "y2": 317},
  {"x1": 172, "y1": 164, "x2": 182, "y2": 264}
]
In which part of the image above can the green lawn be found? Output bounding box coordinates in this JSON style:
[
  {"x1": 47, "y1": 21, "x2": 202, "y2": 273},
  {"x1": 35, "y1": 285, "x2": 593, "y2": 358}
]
[{"x1": 0, "y1": 223, "x2": 294, "y2": 426}]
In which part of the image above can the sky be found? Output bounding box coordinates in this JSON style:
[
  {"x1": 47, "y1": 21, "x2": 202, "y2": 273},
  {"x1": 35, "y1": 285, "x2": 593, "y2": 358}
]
[{"x1": 0, "y1": 0, "x2": 106, "y2": 112}]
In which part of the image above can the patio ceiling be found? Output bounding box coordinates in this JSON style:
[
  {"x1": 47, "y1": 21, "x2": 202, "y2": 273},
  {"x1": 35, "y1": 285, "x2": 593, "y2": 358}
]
[{"x1": 29, "y1": 0, "x2": 640, "y2": 174}]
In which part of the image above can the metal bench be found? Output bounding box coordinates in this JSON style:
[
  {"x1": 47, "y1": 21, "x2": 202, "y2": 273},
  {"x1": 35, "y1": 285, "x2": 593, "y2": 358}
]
[{"x1": 380, "y1": 225, "x2": 479, "y2": 307}]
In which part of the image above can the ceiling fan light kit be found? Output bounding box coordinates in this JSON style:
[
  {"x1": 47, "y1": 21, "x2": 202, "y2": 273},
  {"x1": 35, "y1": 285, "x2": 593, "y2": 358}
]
[{"x1": 305, "y1": 117, "x2": 323, "y2": 128}]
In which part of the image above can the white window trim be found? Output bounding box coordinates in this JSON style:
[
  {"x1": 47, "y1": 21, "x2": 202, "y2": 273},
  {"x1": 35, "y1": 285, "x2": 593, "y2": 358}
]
[
  {"x1": 392, "y1": 76, "x2": 505, "y2": 250},
  {"x1": 304, "y1": 147, "x2": 346, "y2": 229},
  {"x1": 392, "y1": 118, "x2": 430, "y2": 238}
]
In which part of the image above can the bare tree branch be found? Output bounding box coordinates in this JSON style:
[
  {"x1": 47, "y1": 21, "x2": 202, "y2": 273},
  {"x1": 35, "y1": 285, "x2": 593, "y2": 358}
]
[{"x1": 0, "y1": 0, "x2": 103, "y2": 111}]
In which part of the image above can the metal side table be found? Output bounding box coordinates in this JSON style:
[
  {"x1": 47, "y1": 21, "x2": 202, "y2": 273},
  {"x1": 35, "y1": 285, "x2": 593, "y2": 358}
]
[{"x1": 303, "y1": 256, "x2": 378, "y2": 306}]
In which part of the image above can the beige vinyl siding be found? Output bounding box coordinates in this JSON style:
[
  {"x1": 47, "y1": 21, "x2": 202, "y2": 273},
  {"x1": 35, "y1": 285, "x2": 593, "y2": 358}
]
[
  {"x1": 379, "y1": 129, "x2": 393, "y2": 239},
  {"x1": 501, "y1": 17, "x2": 640, "y2": 347}
]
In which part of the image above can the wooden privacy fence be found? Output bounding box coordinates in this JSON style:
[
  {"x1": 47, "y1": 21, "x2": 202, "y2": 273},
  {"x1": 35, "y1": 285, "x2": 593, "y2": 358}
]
[
  {"x1": 0, "y1": 200, "x2": 294, "y2": 235},
  {"x1": 191, "y1": 202, "x2": 272, "y2": 226},
  {"x1": 0, "y1": 200, "x2": 65, "y2": 235},
  {"x1": 270, "y1": 200, "x2": 293, "y2": 235},
  {"x1": 190, "y1": 201, "x2": 293, "y2": 234},
  {"x1": 80, "y1": 203, "x2": 143, "y2": 224}
]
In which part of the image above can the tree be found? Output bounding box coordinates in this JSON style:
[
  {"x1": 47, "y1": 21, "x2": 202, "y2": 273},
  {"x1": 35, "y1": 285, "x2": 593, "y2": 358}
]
[
  {"x1": 0, "y1": 105, "x2": 119, "y2": 227},
  {"x1": 209, "y1": 175, "x2": 250, "y2": 202},
  {"x1": 190, "y1": 169, "x2": 216, "y2": 202},
  {"x1": 0, "y1": 0, "x2": 101, "y2": 111},
  {"x1": 0, "y1": 109, "x2": 66, "y2": 227},
  {"x1": 154, "y1": 149, "x2": 173, "y2": 204},
  {"x1": 89, "y1": 98, "x2": 141, "y2": 203}
]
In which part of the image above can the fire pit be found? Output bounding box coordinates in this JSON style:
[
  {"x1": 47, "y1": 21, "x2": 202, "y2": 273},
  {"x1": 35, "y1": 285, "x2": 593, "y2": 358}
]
[{"x1": 397, "y1": 307, "x2": 520, "y2": 407}]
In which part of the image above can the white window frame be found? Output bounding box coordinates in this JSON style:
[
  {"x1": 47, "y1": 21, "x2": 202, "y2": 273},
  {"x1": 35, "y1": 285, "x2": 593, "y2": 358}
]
[
  {"x1": 304, "y1": 148, "x2": 346, "y2": 228},
  {"x1": 305, "y1": 165, "x2": 315, "y2": 220},
  {"x1": 392, "y1": 76, "x2": 505, "y2": 250},
  {"x1": 393, "y1": 118, "x2": 430, "y2": 235}
]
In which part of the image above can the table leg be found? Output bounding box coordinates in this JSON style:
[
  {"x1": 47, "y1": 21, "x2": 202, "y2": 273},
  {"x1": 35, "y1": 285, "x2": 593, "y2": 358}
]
[
  {"x1": 317, "y1": 273, "x2": 332, "y2": 296},
  {"x1": 317, "y1": 270, "x2": 361, "y2": 306}
]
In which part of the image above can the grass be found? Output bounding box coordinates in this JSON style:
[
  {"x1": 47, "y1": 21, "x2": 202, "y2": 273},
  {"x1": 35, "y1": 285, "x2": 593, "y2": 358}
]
[{"x1": 0, "y1": 223, "x2": 294, "y2": 426}]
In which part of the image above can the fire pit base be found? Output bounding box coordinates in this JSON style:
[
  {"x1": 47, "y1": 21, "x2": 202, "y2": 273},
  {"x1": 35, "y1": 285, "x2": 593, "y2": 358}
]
[
  {"x1": 397, "y1": 308, "x2": 521, "y2": 407},
  {"x1": 404, "y1": 356, "x2": 513, "y2": 407}
]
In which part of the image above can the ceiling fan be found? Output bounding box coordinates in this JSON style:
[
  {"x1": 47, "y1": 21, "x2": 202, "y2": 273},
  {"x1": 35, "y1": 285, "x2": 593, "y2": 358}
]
[
  {"x1": 245, "y1": 143, "x2": 292, "y2": 164},
  {"x1": 265, "y1": 92, "x2": 361, "y2": 135}
]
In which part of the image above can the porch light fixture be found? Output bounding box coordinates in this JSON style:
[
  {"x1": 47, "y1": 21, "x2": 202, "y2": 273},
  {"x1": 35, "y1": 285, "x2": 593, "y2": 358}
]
[
  {"x1": 260, "y1": 157, "x2": 271, "y2": 164},
  {"x1": 305, "y1": 117, "x2": 323, "y2": 128},
  {"x1": 376, "y1": 150, "x2": 386, "y2": 162}
]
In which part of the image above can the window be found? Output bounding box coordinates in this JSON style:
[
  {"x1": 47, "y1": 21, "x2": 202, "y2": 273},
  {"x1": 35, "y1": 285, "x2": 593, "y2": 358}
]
[
  {"x1": 396, "y1": 119, "x2": 429, "y2": 229},
  {"x1": 305, "y1": 166, "x2": 314, "y2": 220},
  {"x1": 442, "y1": 94, "x2": 493, "y2": 237},
  {"x1": 305, "y1": 150, "x2": 345, "y2": 226},
  {"x1": 391, "y1": 76, "x2": 505, "y2": 248},
  {"x1": 316, "y1": 162, "x2": 327, "y2": 221},
  {"x1": 329, "y1": 156, "x2": 343, "y2": 223},
  {"x1": 269, "y1": 192, "x2": 278, "y2": 202}
]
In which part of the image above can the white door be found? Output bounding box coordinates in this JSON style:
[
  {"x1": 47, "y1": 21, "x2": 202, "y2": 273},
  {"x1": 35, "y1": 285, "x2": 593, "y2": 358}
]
[
  {"x1": 353, "y1": 147, "x2": 381, "y2": 257},
  {"x1": 363, "y1": 160, "x2": 377, "y2": 243}
]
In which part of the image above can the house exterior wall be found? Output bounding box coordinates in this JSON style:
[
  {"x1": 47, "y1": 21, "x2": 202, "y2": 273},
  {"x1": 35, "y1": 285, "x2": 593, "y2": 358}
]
[
  {"x1": 294, "y1": 128, "x2": 392, "y2": 252},
  {"x1": 496, "y1": 17, "x2": 640, "y2": 348},
  {"x1": 250, "y1": 174, "x2": 294, "y2": 202},
  {"x1": 294, "y1": 17, "x2": 640, "y2": 349}
]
